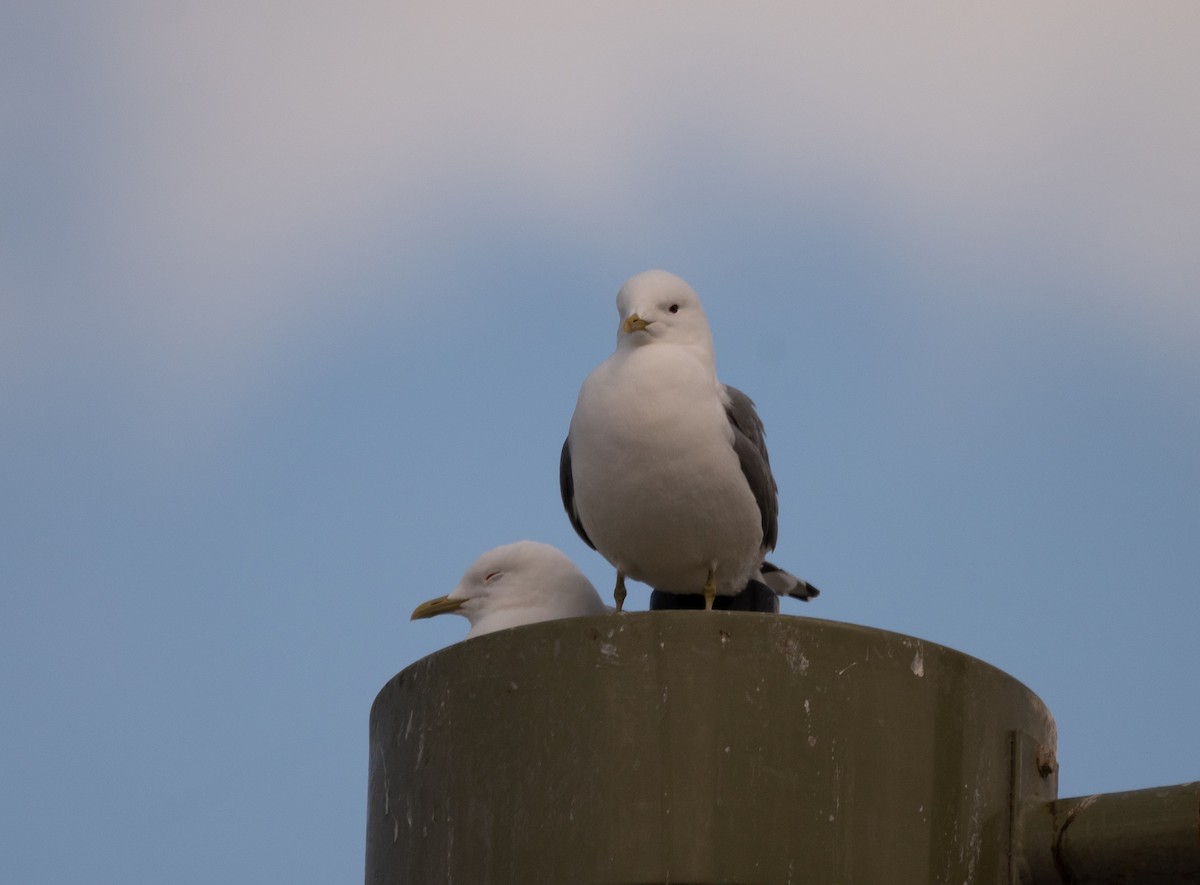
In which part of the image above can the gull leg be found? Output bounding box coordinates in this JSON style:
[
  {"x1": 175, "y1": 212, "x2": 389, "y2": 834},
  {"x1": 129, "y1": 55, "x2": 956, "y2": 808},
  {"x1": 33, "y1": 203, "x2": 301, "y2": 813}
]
[
  {"x1": 703, "y1": 567, "x2": 717, "y2": 611},
  {"x1": 614, "y1": 572, "x2": 627, "y2": 612}
]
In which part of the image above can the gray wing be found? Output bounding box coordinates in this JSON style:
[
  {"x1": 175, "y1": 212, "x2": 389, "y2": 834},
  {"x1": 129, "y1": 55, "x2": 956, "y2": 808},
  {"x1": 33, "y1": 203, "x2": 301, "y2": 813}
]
[
  {"x1": 723, "y1": 384, "x2": 778, "y2": 552},
  {"x1": 559, "y1": 437, "x2": 596, "y2": 550}
]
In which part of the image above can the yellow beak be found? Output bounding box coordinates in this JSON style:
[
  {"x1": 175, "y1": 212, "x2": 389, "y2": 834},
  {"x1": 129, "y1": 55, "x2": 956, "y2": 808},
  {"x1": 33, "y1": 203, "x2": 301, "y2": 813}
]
[
  {"x1": 622, "y1": 313, "x2": 650, "y2": 334},
  {"x1": 410, "y1": 595, "x2": 464, "y2": 621}
]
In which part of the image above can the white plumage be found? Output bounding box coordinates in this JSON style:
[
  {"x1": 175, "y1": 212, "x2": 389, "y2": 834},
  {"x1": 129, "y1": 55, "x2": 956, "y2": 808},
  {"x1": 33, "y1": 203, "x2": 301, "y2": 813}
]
[
  {"x1": 561, "y1": 270, "x2": 816, "y2": 611},
  {"x1": 411, "y1": 541, "x2": 607, "y2": 639}
]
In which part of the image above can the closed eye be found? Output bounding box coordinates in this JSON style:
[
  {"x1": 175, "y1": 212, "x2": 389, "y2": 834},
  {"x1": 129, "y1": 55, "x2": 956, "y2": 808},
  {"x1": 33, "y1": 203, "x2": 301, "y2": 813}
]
[{"x1": 484, "y1": 571, "x2": 501, "y2": 583}]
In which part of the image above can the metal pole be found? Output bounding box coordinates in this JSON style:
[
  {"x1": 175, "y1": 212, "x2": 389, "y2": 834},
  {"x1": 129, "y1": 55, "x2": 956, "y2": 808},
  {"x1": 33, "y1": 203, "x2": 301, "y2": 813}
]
[
  {"x1": 1016, "y1": 782, "x2": 1200, "y2": 884},
  {"x1": 367, "y1": 613, "x2": 1060, "y2": 883}
]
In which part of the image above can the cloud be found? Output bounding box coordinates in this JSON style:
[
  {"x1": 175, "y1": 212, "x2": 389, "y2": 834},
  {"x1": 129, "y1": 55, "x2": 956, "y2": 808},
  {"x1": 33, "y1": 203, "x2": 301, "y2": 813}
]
[{"x1": 4, "y1": 1, "x2": 1197, "y2": 438}]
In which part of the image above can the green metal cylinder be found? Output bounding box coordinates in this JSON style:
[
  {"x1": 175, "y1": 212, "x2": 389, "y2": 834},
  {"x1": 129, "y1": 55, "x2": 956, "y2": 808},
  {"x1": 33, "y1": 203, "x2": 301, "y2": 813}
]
[
  {"x1": 367, "y1": 613, "x2": 1058, "y2": 883},
  {"x1": 1017, "y1": 782, "x2": 1200, "y2": 884}
]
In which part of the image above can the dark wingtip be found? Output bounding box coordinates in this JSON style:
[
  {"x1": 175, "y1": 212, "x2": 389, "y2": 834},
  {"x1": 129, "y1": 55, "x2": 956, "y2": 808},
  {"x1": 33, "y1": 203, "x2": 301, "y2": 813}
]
[
  {"x1": 760, "y1": 561, "x2": 821, "y2": 602},
  {"x1": 790, "y1": 581, "x2": 820, "y2": 602}
]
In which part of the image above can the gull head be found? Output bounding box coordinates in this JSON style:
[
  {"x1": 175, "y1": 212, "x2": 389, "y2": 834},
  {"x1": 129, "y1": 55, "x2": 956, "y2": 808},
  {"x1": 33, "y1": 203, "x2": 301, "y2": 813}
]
[
  {"x1": 615, "y1": 270, "x2": 714, "y2": 352},
  {"x1": 411, "y1": 540, "x2": 606, "y2": 639}
]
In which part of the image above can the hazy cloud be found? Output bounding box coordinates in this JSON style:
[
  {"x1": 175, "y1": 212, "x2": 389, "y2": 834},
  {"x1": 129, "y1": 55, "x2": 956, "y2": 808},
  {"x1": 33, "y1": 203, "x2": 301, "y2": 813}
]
[{"x1": 4, "y1": 2, "x2": 1197, "y2": 427}]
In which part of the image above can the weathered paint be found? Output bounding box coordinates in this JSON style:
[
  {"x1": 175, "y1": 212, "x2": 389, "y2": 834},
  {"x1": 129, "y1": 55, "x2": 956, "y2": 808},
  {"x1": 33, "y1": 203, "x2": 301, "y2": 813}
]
[{"x1": 367, "y1": 613, "x2": 1061, "y2": 883}]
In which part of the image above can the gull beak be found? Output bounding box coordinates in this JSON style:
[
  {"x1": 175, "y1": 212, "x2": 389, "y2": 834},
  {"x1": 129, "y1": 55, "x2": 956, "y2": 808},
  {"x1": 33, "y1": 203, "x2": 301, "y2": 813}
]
[
  {"x1": 622, "y1": 313, "x2": 649, "y2": 334},
  {"x1": 411, "y1": 595, "x2": 464, "y2": 621}
]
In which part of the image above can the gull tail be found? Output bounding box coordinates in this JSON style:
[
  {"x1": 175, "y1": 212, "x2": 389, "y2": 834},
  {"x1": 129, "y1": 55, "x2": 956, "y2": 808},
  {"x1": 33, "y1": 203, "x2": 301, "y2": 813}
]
[{"x1": 759, "y1": 561, "x2": 820, "y2": 602}]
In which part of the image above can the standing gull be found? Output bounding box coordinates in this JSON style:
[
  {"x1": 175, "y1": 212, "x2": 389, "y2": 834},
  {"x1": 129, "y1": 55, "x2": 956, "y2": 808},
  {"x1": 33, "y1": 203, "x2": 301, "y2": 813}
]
[
  {"x1": 560, "y1": 270, "x2": 818, "y2": 612},
  {"x1": 410, "y1": 541, "x2": 607, "y2": 640}
]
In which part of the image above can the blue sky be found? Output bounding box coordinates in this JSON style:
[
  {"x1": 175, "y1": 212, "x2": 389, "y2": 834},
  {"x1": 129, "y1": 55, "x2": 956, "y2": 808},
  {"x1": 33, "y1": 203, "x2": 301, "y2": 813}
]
[{"x1": 3, "y1": 3, "x2": 1198, "y2": 882}]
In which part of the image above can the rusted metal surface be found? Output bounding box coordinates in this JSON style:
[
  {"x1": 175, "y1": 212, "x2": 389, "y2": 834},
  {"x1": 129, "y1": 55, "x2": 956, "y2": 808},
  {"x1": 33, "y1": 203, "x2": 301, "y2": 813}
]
[{"x1": 367, "y1": 613, "x2": 1057, "y2": 884}]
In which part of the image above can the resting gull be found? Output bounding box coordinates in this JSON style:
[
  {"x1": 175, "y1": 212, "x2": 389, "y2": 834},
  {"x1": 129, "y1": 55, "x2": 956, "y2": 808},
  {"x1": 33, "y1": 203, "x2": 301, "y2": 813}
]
[
  {"x1": 560, "y1": 269, "x2": 819, "y2": 612},
  {"x1": 410, "y1": 541, "x2": 607, "y2": 639}
]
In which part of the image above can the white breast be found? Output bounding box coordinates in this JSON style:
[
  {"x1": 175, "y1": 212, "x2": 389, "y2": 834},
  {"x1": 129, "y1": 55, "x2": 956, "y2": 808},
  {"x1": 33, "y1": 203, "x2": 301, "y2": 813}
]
[{"x1": 568, "y1": 344, "x2": 764, "y2": 596}]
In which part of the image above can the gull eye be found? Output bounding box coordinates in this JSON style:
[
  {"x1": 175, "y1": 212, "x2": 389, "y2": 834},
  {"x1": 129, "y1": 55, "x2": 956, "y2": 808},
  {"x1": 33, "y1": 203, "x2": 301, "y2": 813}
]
[
  {"x1": 668, "y1": 304, "x2": 680, "y2": 314},
  {"x1": 484, "y1": 571, "x2": 501, "y2": 583}
]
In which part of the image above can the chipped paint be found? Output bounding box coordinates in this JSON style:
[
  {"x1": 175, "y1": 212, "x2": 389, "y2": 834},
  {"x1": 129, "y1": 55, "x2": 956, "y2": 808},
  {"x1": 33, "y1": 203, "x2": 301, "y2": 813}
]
[
  {"x1": 802, "y1": 698, "x2": 818, "y2": 748},
  {"x1": 910, "y1": 647, "x2": 924, "y2": 677},
  {"x1": 770, "y1": 621, "x2": 810, "y2": 673}
]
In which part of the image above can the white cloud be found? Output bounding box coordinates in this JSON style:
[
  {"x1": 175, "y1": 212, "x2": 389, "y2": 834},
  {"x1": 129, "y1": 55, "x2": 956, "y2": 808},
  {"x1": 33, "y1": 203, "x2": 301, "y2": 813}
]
[{"x1": 5, "y1": 1, "x2": 1197, "y2": 431}]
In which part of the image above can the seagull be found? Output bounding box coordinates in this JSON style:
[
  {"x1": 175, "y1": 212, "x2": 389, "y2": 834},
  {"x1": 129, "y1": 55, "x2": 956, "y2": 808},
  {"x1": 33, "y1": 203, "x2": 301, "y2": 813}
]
[
  {"x1": 410, "y1": 541, "x2": 608, "y2": 639},
  {"x1": 560, "y1": 269, "x2": 819, "y2": 612}
]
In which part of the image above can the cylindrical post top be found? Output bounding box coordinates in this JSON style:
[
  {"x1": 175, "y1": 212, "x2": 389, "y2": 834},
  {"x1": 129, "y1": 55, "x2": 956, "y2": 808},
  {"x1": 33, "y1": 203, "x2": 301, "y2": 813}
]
[{"x1": 367, "y1": 613, "x2": 1056, "y2": 884}]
